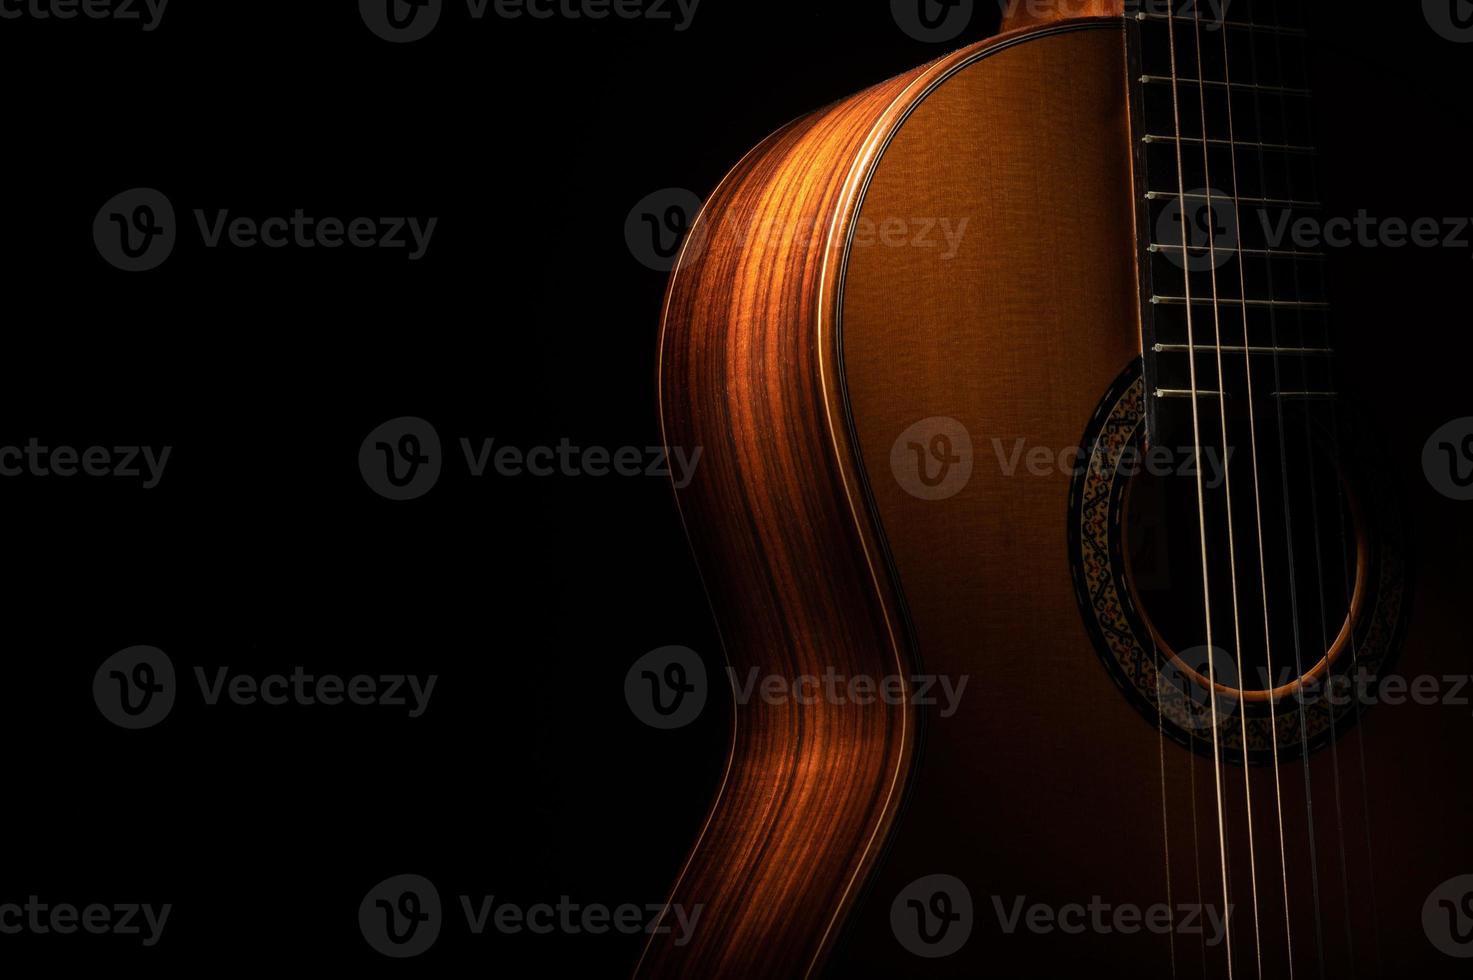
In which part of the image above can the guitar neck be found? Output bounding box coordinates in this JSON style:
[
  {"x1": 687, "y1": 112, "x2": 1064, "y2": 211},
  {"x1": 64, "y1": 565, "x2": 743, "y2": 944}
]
[{"x1": 1127, "y1": 0, "x2": 1334, "y2": 447}]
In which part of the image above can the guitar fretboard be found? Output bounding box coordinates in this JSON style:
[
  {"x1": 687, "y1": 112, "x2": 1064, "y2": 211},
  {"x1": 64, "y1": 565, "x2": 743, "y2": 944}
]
[{"x1": 1127, "y1": 0, "x2": 1333, "y2": 446}]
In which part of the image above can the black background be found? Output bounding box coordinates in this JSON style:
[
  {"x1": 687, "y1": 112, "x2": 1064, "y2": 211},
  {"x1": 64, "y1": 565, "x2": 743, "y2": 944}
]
[{"x1": 1, "y1": 0, "x2": 1468, "y2": 974}]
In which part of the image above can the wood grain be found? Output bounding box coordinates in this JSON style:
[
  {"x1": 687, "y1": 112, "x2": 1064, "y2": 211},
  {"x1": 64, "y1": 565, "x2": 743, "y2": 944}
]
[
  {"x1": 647, "y1": 8, "x2": 1473, "y2": 979},
  {"x1": 643, "y1": 19, "x2": 1130, "y2": 977},
  {"x1": 640, "y1": 57, "x2": 933, "y2": 980},
  {"x1": 830, "y1": 18, "x2": 1472, "y2": 980}
]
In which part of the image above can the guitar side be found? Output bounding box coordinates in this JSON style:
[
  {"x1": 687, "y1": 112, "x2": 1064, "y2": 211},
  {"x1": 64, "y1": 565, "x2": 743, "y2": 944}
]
[{"x1": 641, "y1": 17, "x2": 1122, "y2": 978}]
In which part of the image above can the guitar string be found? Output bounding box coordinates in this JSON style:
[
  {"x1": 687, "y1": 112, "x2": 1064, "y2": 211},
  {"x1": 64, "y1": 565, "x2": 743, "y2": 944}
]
[
  {"x1": 1261, "y1": 2, "x2": 1361, "y2": 970},
  {"x1": 1152, "y1": 630, "x2": 1180, "y2": 979},
  {"x1": 1148, "y1": 16, "x2": 1212, "y2": 980},
  {"x1": 1143, "y1": 21, "x2": 1204, "y2": 975},
  {"x1": 1126, "y1": 13, "x2": 1202, "y2": 979},
  {"x1": 1318, "y1": 242, "x2": 1386, "y2": 978},
  {"x1": 1189, "y1": 730, "x2": 1209, "y2": 980},
  {"x1": 1245, "y1": 1, "x2": 1328, "y2": 972},
  {"x1": 1138, "y1": 15, "x2": 1181, "y2": 980},
  {"x1": 1212, "y1": 4, "x2": 1296, "y2": 976},
  {"x1": 1297, "y1": 41, "x2": 1387, "y2": 954},
  {"x1": 1165, "y1": 7, "x2": 1236, "y2": 977},
  {"x1": 1299, "y1": 0, "x2": 1391, "y2": 965},
  {"x1": 1291, "y1": 260, "x2": 1358, "y2": 973},
  {"x1": 1187, "y1": 5, "x2": 1265, "y2": 975}
]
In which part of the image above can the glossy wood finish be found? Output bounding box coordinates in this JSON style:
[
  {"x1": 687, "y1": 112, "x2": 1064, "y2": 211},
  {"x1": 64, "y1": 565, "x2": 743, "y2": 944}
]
[
  {"x1": 640, "y1": 53, "x2": 936, "y2": 980},
  {"x1": 833, "y1": 22, "x2": 1175, "y2": 976},
  {"x1": 644, "y1": 20, "x2": 1133, "y2": 978},
  {"x1": 832, "y1": 19, "x2": 1471, "y2": 980},
  {"x1": 650, "y1": 10, "x2": 1473, "y2": 980}
]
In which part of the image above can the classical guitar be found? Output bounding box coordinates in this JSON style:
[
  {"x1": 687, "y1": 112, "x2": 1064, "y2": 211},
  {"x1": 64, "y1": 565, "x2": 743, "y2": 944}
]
[{"x1": 643, "y1": 2, "x2": 1472, "y2": 976}]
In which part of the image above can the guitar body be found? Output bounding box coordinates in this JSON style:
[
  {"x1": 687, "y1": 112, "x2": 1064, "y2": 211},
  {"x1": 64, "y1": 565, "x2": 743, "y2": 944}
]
[{"x1": 647, "y1": 9, "x2": 1471, "y2": 978}]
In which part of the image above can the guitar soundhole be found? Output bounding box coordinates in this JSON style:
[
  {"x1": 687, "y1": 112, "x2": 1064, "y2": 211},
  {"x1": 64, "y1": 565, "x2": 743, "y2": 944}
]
[
  {"x1": 1120, "y1": 423, "x2": 1363, "y2": 700},
  {"x1": 1067, "y1": 365, "x2": 1407, "y2": 762}
]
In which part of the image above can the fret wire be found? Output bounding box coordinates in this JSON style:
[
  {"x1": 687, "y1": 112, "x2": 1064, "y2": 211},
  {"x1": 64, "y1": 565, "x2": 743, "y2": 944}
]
[
  {"x1": 1128, "y1": 0, "x2": 1334, "y2": 442},
  {"x1": 1154, "y1": 389, "x2": 1227, "y2": 399},
  {"x1": 1153, "y1": 344, "x2": 1333, "y2": 356},
  {"x1": 1146, "y1": 244, "x2": 1326, "y2": 260},
  {"x1": 1140, "y1": 75, "x2": 1311, "y2": 96},
  {"x1": 1144, "y1": 191, "x2": 1320, "y2": 209},
  {"x1": 1142, "y1": 134, "x2": 1315, "y2": 154},
  {"x1": 1151, "y1": 296, "x2": 1330, "y2": 309},
  {"x1": 1133, "y1": 12, "x2": 1307, "y2": 37}
]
